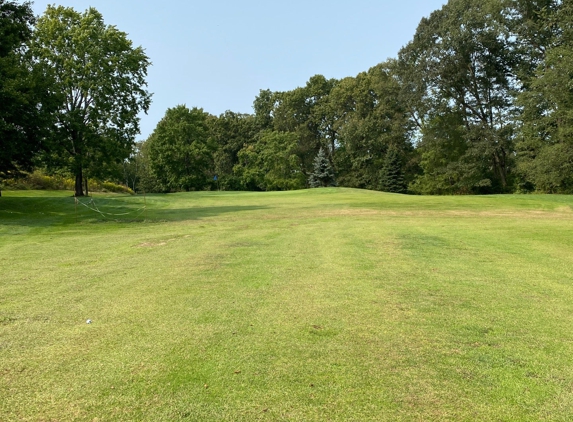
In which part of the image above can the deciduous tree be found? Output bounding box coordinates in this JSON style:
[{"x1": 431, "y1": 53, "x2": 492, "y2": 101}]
[
  {"x1": 234, "y1": 130, "x2": 304, "y2": 191},
  {"x1": 31, "y1": 6, "x2": 151, "y2": 196},
  {"x1": 0, "y1": 1, "x2": 56, "y2": 194},
  {"x1": 146, "y1": 105, "x2": 215, "y2": 192},
  {"x1": 516, "y1": 0, "x2": 573, "y2": 192},
  {"x1": 209, "y1": 111, "x2": 258, "y2": 190},
  {"x1": 398, "y1": 0, "x2": 519, "y2": 193},
  {"x1": 330, "y1": 63, "x2": 413, "y2": 190}
]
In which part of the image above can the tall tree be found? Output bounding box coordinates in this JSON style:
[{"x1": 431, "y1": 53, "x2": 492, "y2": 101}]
[
  {"x1": 0, "y1": 1, "x2": 56, "y2": 194},
  {"x1": 253, "y1": 89, "x2": 276, "y2": 131},
  {"x1": 234, "y1": 130, "x2": 305, "y2": 191},
  {"x1": 516, "y1": 0, "x2": 573, "y2": 192},
  {"x1": 209, "y1": 111, "x2": 258, "y2": 190},
  {"x1": 503, "y1": 0, "x2": 561, "y2": 81},
  {"x1": 398, "y1": 0, "x2": 519, "y2": 193},
  {"x1": 30, "y1": 6, "x2": 151, "y2": 196},
  {"x1": 270, "y1": 75, "x2": 338, "y2": 175},
  {"x1": 330, "y1": 63, "x2": 413, "y2": 190},
  {"x1": 146, "y1": 105, "x2": 215, "y2": 192}
]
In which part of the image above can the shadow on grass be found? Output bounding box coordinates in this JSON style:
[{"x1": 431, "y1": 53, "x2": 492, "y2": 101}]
[{"x1": 0, "y1": 196, "x2": 268, "y2": 227}]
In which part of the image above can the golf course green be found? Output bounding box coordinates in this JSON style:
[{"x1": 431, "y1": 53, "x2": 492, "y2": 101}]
[{"x1": 1, "y1": 188, "x2": 573, "y2": 421}]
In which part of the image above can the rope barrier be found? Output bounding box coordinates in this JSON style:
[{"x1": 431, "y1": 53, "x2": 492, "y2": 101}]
[{"x1": 74, "y1": 197, "x2": 147, "y2": 220}]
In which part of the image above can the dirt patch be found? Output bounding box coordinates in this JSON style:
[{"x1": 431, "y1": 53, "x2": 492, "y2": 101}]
[
  {"x1": 137, "y1": 242, "x2": 167, "y2": 248},
  {"x1": 137, "y1": 234, "x2": 193, "y2": 248},
  {"x1": 317, "y1": 208, "x2": 573, "y2": 220},
  {"x1": 0, "y1": 316, "x2": 17, "y2": 325},
  {"x1": 322, "y1": 209, "x2": 382, "y2": 217},
  {"x1": 447, "y1": 209, "x2": 573, "y2": 219}
]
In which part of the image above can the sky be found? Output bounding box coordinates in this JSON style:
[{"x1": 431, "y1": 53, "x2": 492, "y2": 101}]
[{"x1": 30, "y1": 0, "x2": 447, "y2": 140}]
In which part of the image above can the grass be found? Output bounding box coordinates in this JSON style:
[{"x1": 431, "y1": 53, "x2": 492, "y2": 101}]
[{"x1": 1, "y1": 188, "x2": 573, "y2": 421}]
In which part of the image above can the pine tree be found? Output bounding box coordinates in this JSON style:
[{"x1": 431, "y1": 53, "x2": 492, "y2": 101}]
[
  {"x1": 309, "y1": 147, "x2": 336, "y2": 187},
  {"x1": 379, "y1": 147, "x2": 406, "y2": 193}
]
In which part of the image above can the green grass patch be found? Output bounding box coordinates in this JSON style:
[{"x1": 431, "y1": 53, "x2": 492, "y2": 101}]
[{"x1": 1, "y1": 188, "x2": 573, "y2": 421}]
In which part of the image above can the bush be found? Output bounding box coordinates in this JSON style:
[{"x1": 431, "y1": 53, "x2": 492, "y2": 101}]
[
  {"x1": 2, "y1": 171, "x2": 134, "y2": 194},
  {"x1": 2, "y1": 172, "x2": 73, "y2": 190},
  {"x1": 99, "y1": 181, "x2": 134, "y2": 194}
]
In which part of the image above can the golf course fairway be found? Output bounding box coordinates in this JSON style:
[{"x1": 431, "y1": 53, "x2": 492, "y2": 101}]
[{"x1": 1, "y1": 188, "x2": 573, "y2": 421}]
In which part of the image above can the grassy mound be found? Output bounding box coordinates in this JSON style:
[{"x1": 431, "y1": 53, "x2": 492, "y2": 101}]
[{"x1": 1, "y1": 189, "x2": 573, "y2": 421}]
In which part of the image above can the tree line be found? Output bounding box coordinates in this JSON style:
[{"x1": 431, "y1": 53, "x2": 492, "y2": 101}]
[
  {"x1": 138, "y1": 0, "x2": 573, "y2": 194},
  {"x1": 2, "y1": 0, "x2": 573, "y2": 196}
]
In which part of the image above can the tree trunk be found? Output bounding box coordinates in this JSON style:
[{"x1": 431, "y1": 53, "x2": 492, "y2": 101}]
[
  {"x1": 493, "y1": 152, "x2": 507, "y2": 189},
  {"x1": 75, "y1": 169, "x2": 84, "y2": 197}
]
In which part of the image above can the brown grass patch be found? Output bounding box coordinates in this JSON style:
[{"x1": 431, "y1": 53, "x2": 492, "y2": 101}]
[
  {"x1": 137, "y1": 242, "x2": 167, "y2": 248},
  {"x1": 316, "y1": 208, "x2": 573, "y2": 220}
]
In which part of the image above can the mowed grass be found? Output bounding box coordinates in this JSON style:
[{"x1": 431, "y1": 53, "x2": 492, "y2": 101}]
[{"x1": 1, "y1": 188, "x2": 573, "y2": 421}]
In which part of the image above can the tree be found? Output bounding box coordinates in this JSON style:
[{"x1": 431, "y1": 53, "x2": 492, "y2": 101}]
[
  {"x1": 309, "y1": 147, "x2": 336, "y2": 188},
  {"x1": 146, "y1": 105, "x2": 215, "y2": 192},
  {"x1": 504, "y1": 0, "x2": 561, "y2": 82},
  {"x1": 0, "y1": 1, "x2": 56, "y2": 195},
  {"x1": 234, "y1": 130, "x2": 305, "y2": 191},
  {"x1": 269, "y1": 75, "x2": 338, "y2": 175},
  {"x1": 209, "y1": 111, "x2": 258, "y2": 190},
  {"x1": 397, "y1": 0, "x2": 519, "y2": 193},
  {"x1": 130, "y1": 140, "x2": 162, "y2": 193},
  {"x1": 329, "y1": 63, "x2": 413, "y2": 190},
  {"x1": 30, "y1": 6, "x2": 151, "y2": 196},
  {"x1": 379, "y1": 147, "x2": 406, "y2": 193},
  {"x1": 408, "y1": 111, "x2": 474, "y2": 194},
  {"x1": 516, "y1": 0, "x2": 573, "y2": 192},
  {"x1": 253, "y1": 89, "x2": 276, "y2": 131}
]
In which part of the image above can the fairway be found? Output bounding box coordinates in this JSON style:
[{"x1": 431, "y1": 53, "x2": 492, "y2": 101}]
[{"x1": 1, "y1": 188, "x2": 573, "y2": 421}]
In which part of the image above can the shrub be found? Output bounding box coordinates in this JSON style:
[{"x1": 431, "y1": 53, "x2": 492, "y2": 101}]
[
  {"x1": 2, "y1": 171, "x2": 134, "y2": 194},
  {"x1": 99, "y1": 181, "x2": 134, "y2": 194}
]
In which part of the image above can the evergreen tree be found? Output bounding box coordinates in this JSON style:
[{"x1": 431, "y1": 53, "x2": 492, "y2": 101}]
[
  {"x1": 379, "y1": 147, "x2": 406, "y2": 193},
  {"x1": 309, "y1": 147, "x2": 336, "y2": 187}
]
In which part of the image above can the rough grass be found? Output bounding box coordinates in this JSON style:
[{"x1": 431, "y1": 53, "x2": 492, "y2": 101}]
[{"x1": 1, "y1": 188, "x2": 573, "y2": 421}]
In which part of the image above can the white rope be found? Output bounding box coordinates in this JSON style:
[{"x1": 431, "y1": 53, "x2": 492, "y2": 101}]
[{"x1": 75, "y1": 197, "x2": 147, "y2": 219}]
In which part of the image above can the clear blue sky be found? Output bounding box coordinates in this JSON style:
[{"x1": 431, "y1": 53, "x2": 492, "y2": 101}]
[{"x1": 31, "y1": 1, "x2": 446, "y2": 140}]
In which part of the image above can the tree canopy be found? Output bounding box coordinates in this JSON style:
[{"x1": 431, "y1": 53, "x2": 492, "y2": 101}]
[
  {"x1": 146, "y1": 105, "x2": 215, "y2": 192},
  {"x1": 0, "y1": 0, "x2": 55, "y2": 188},
  {"x1": 30, "y1": 5, "x2": 151, "y2": 196}
]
